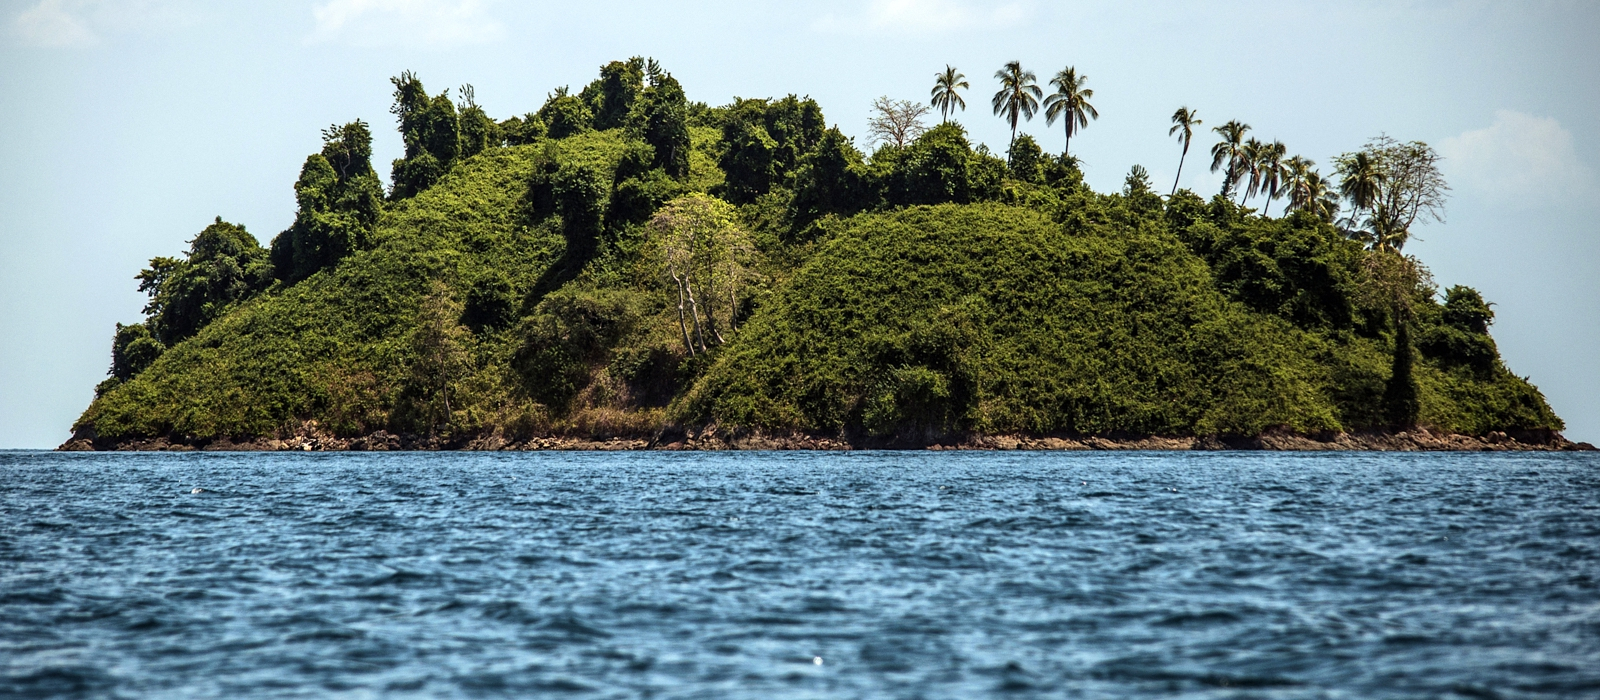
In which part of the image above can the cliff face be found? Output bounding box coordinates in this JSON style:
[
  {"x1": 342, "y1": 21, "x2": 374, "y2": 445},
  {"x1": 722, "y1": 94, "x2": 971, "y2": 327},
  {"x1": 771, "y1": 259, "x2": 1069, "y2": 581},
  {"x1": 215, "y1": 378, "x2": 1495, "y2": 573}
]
[{"x1": 70, "y1": 126, "x2": 1568, "y2": 451}]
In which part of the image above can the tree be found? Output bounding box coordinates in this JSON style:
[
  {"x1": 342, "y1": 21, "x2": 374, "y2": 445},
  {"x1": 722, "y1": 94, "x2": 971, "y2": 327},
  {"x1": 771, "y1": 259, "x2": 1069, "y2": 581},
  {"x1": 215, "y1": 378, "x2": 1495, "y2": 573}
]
[
  {"x1": 109, "y1": 322, "x2": 165, "y2": 381},
  {"x1": 648, "y1": 194, "x2": 758, "y2": 355},
  {"x1": 760, "y1": 95, "x2": 827, "y2": 177},
  {"x1": 388, "y1": 72, "x2": 461, "y2": 199},
  {"x1": 389, "y1": 70, "x2": 428, "y2": 126},
  {"x1": 139, "y1": 218, "x2": 274, "y2": 346},
  {"x1": 1122, "y1": 164, "x2": 1162, "y2": 212},
  {"x1": 637, "y1": 72, "x2": 691, "y2": 178},
  {"x1": 584, "y1": 57, "x2": 645, "y2": 130},
  {"x1": 1238, "y1": 138, "x2": 1264, "y2": 204},
  {"x1": 1384, "y1": 307, "x2": 1421, "y2": 427},
  {"x1": 1007, "y1": 133, "x2": 1046, "y2": 184},
  {"x1": 1336, "y1": 137, "x2": 1447, "y2": 253},
  {"x1": 1209, "y1": 120, "x2": 1250, "y2": 200},
  {"x1": 553, "y1": 162, "x2": 609, "y2": 253},
  {"x1": 1282, "y1": 156, "x2": 1339, "y2": 222},
  {"x1": 718, "y1": 102, "x2": 779, "y2": 205},
  {"x1": 990, "y1": 61, "x2": 1041, "y2": 154},
  {"x1": 716, "y1": 96, "x2": 826, "y2": 204},
  {"x1": 1167, "y1": 107, "x2": 1202, "y2": 196},
  {"x1": 1336, "y1": 137, "x2": 1449, "y2": 428},
  {"x1": 321, "y1": 120, "x2": 378, "y2": 183},
  {"x1": 513, "y1": 288, "x2": 641, "y2": 411},
  {"x1": 498, "y1": 113, "x2": 547, "y2": 146},
  {"x1": 867, "y1": 96, "x2": 931, "y2": 148},
  {"x1": 407, "y1": 280, "x2": 471, "y2": 432},
  {"x1": 608, "y1": 142, "x2": 677, "y2": 230},
  {"x1": 456, "y1": 84, "x2": 497, "y2": 160},
  {"x1": 1350, "y1": 250, "x2": 1430, "y2": 428},
  {"x1": 1254, "y1": 140, "x2": 1287, "y2": 215},
  {"x1": 538, "y1": 89, "x2": 594, "y2": 139},
  {"x1": 880, "y1": 122, "x2": 1003, "y2": 207},
  {"x1": 462, "y1": 272, "x2": 514, "y2": 333},
  {"x1": 790, "y1": 127, "x2": 872, "y2": 225},
  {"x1": 1280, "y1": 155, "x2": 1313, "y2": 209},
  {"x1": 1042, "y1": 66, "x2": 1098, "y2": 157},
  {"x1": 1336, "y1": 151, "x2": 1382, "y2": 235},
  {"x1": 930, "y1": 65, "x2": 968, "y2": 123},
  {"x1": 1421, "y1": 285, "x2": 1499, "y2": 375},
  {"x1": 270, "y1": 121, "x2": 384, "y2": 283},
  {"x1": 1297, "y1": 171, "x2": 1340, "y2": 222}
]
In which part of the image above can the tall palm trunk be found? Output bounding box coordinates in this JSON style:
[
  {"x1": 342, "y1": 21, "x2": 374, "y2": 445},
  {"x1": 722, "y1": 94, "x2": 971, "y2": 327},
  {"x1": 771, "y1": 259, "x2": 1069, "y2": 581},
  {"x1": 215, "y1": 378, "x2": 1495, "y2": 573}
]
[{"x1": 1171, "y1": 142, "x2": 1188, "y2": 197}]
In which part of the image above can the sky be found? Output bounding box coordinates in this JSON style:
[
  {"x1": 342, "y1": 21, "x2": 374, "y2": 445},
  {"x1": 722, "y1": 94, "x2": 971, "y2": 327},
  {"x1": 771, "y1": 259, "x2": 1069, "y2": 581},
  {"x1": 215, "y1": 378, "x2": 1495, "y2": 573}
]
[{"x1": 1, "y1": 0, "x2": 1596, "y2": 448}]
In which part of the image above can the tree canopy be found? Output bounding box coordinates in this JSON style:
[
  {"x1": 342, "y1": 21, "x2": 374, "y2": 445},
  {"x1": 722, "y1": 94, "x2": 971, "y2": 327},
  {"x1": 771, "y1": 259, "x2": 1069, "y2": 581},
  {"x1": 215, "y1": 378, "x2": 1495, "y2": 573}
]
[
  {"x1": 270, "y1": 121, "x2": 384, "y2": 283},
  {"x1": 388, "y1": 72, "x2": 461, "y2": 199}
]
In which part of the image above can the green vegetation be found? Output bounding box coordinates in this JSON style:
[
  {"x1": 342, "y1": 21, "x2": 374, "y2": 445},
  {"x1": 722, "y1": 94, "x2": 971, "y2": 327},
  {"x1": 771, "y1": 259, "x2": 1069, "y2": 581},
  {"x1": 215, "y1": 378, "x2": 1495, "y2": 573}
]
[{"x1": 73, "y1": 58, "x2": 1564, "y2": 447}]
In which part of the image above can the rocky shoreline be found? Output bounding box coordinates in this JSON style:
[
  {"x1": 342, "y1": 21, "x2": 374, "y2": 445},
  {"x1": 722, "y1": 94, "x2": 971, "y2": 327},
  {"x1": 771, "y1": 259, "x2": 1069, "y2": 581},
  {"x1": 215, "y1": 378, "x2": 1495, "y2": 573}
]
[{"x1": 58, "y1": 423, "x2": 1596, "y2": 453}]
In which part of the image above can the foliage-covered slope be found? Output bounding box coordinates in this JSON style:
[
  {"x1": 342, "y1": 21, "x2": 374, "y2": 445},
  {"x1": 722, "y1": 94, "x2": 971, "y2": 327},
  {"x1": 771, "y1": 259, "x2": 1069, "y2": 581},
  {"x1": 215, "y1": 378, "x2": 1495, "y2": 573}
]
[
  {"x1": 74, "y1": 60, "x2": 1565, "y2": 447},
  {"x1": 682, "y1": 195, "x2": 1560, "y2": 439},
  {"x1": 80, "y1": 142, "x2": 563, "y2": 439},
  {"x1": 686, "y1": 203, "x2": 1340, "y2": 437}
]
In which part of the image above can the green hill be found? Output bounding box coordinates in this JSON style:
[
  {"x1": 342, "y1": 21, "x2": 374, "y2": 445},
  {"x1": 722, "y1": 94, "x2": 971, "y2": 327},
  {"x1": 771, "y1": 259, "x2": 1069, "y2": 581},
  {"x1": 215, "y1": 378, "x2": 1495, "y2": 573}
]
[{"x1": 69, "y1": 59, "x2": 1568, "y2": 450}]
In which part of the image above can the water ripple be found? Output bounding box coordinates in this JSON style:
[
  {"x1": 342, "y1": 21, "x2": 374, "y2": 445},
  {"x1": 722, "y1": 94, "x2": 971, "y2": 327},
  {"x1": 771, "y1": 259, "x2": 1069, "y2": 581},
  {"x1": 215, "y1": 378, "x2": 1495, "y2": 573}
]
[{"x1": 2, "y1": 450, "x2": 1597, "y2": 698}]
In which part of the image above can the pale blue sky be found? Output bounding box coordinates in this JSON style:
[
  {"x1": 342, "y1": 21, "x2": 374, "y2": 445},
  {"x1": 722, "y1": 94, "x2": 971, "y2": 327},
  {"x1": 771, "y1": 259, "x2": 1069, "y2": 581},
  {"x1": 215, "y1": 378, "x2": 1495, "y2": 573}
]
[{"x1": 1, "y1": 0, "x2": 1596, "y2": 447}]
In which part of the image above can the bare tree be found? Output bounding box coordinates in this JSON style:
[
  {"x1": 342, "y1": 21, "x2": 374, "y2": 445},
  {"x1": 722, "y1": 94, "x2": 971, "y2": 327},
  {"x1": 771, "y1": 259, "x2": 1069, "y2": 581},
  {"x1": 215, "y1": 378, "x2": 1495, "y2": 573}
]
[
  {"x1": 867, "y1": 96, "x2": 931, "y2": 148},
  {"x1": 1336, "y1": 136, "x2": 1449, "y2": 253}
]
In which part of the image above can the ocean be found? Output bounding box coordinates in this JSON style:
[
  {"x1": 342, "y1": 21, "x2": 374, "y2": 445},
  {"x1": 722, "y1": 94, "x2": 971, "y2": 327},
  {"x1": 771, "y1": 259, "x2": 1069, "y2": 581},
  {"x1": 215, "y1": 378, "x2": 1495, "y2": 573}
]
[{"x1": 3, "y1": 450, "x2": 1597, "y2": 698}]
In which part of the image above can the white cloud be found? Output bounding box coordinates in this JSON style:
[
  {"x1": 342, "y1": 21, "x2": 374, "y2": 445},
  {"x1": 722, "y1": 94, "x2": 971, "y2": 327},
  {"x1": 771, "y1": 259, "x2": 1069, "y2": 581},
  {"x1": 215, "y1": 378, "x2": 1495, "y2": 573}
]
[
  {"x1": 10, "y1": 0, "x2": 197, "y2": 47},
  {"x1": 1439, "y1": 110, "x2": 1596, "y2": 207},
  {"x1": 308, "y1": 0, "x2": 504, "y2": 47},
  {"x1": 13, "y1": 0, "x2": 97, "y2": 46},
  {"x1": 814, "y1": 0, "x2": 1030, "y2": 35}
]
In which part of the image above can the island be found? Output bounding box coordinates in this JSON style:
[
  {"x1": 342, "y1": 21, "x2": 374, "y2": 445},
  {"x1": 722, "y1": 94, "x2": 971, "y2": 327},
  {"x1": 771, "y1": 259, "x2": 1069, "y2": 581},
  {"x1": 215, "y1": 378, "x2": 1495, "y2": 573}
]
[{"x1": 61, "y1": 58, "x2": 1590, "y2": 452}]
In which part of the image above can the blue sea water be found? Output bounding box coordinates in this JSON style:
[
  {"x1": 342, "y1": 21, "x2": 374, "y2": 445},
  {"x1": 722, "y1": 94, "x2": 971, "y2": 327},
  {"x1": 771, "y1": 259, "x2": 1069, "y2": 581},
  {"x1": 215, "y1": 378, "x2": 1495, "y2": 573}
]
[{"x1": 2, "y1": 450, "x2": 1598, "y2": 699}]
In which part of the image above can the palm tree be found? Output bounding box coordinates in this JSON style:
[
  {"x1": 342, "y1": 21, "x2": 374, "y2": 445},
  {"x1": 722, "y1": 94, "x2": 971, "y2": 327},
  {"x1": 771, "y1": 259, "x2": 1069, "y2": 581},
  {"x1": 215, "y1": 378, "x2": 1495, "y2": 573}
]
[
  {"x1": 1167, "y1": 107, "x2": 1201, "y2": 196},
  {"x1": 1239, "y1": 138, "x2": 1265, "y2": 204},
  {"x1": 1255, "y1": 140, "x2": 1287, "y2": 215},
  {"x1": 1337, "y1": 151, "x2": 1382, "y2": 215},
  {"x1": 1335, "y1": 151, "x2": 1390, "y2": 248},
  {"x1": 1280, "y1": 155, "x2": 1314, "y2": 211},
  {"x1": 1298, "y1": 171, "x2": 1340, "y2": 223},
  {"x1": 1209, "y1": 120, "x2": 1250, "y2": 200},
  {"x1": 930, "y1": 65, "x2": 969, "y2": 123},
  {"x1": 991, "y1": 61, "x2": 1042, "y2": 154},
  {"x1": 1043, "y1": 67, "x2": 1098, "y2": 157}
]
